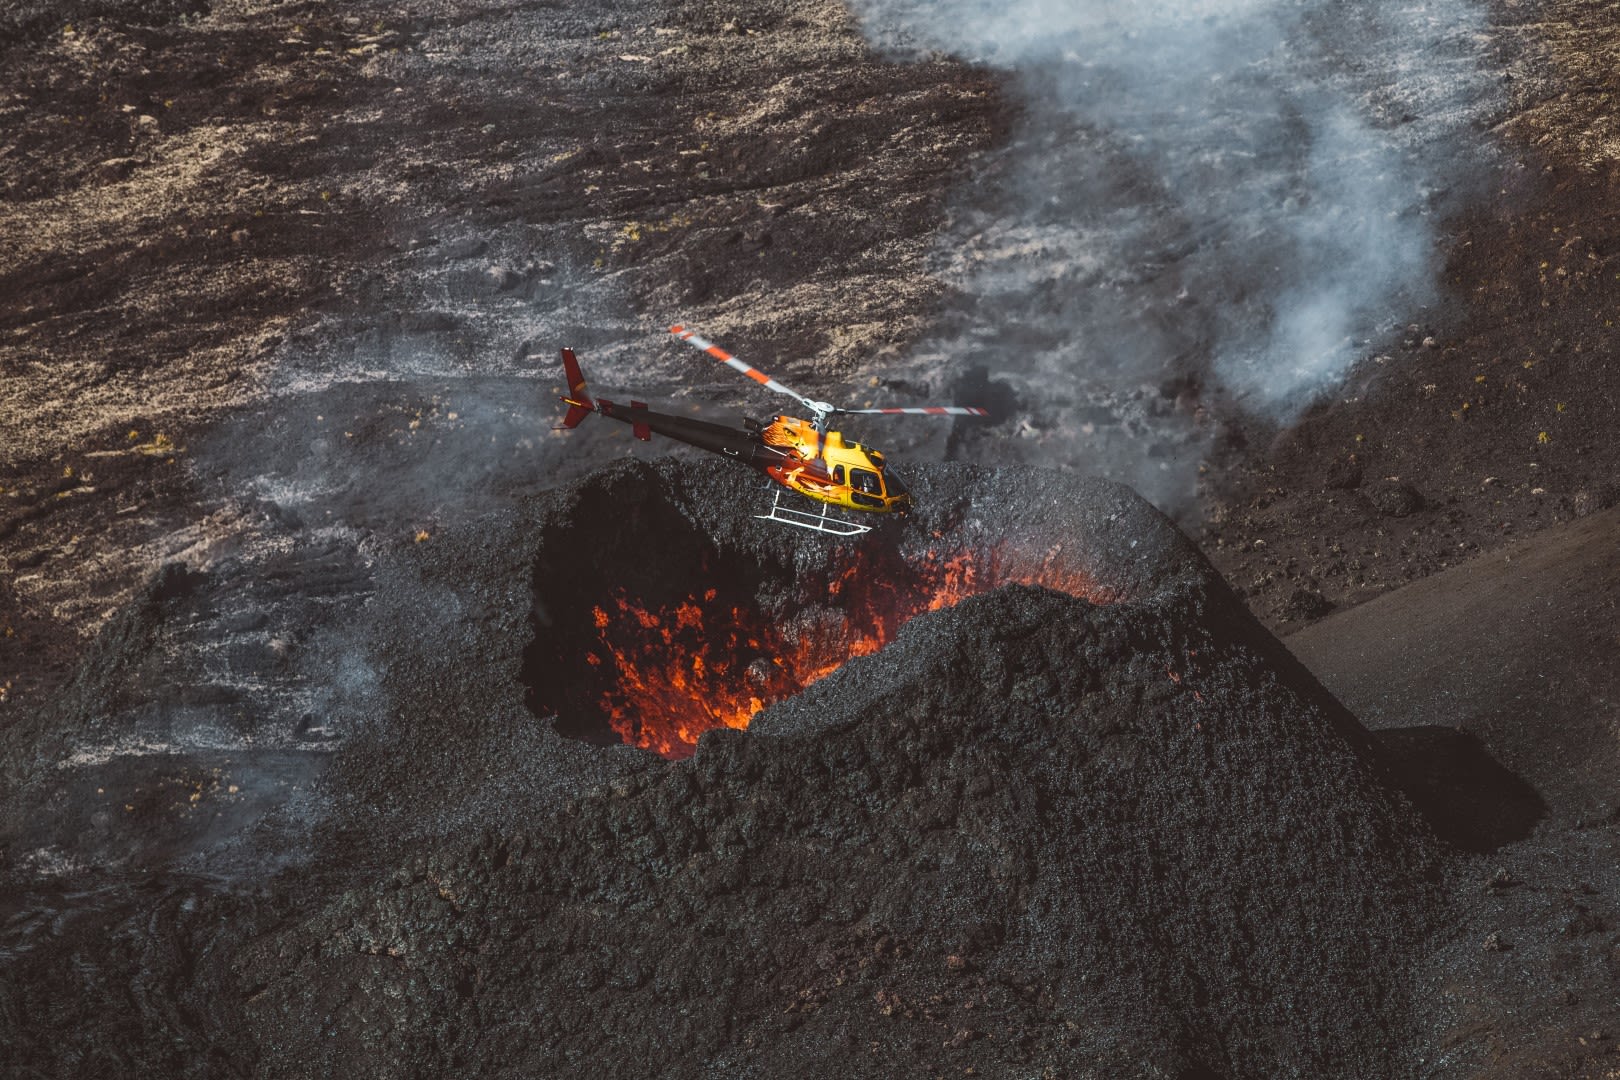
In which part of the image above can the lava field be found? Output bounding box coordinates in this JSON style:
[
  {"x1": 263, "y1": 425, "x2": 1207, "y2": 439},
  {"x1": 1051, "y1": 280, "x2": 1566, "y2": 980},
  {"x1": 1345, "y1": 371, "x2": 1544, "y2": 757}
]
[{"x1": 4, "y1": 0, "x2": 1620, "y2": 1076}]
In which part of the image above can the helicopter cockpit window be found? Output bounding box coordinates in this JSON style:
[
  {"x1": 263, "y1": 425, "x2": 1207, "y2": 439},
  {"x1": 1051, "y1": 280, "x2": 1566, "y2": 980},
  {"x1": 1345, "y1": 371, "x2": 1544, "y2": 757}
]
[
  {"x1": 851, "y1": 469, "x2": 882, "y2": 496},
  {"x1": 832, "y1": 465, "x2": 845, "y2": 484}
]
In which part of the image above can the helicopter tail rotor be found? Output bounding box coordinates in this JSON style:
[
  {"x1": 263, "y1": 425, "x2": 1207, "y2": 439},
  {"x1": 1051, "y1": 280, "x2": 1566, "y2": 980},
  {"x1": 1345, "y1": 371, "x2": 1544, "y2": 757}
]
[{"x1": 557, "y1": 347, "x2": 595, "y2": 428}]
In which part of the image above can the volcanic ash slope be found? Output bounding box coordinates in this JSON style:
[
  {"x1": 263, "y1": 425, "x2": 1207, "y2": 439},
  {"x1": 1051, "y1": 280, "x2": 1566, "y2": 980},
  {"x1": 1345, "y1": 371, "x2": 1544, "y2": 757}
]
[{"x1": 242, "y1": 463, "x2": 1444, "y2": 1079}]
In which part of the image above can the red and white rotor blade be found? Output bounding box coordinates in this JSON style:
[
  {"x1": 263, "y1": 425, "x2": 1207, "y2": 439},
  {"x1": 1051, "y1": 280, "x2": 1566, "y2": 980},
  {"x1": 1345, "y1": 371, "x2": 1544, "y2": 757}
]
[
  {"x1": 841, "y1": 406, "x2": 991, "y2": 418},
  {"x1": 669, "y1": 324, "x2": 815, "y2": 410}
]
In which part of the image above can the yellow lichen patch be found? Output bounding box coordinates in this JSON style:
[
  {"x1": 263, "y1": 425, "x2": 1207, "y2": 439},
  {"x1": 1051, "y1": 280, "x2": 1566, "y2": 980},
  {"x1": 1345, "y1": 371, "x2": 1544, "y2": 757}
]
[
  {"x1": 614, "y1": 211, "x2": 694, "y2": 249},
  {"x1": 134, "y1": 432, "x2": 178, "y2": 456}
]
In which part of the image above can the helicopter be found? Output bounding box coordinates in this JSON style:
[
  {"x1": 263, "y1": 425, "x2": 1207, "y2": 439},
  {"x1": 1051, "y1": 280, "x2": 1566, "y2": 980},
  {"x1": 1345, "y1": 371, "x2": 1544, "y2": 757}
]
[{"x1": 556, "y1": 324, "x2": 989, "y2": 536}]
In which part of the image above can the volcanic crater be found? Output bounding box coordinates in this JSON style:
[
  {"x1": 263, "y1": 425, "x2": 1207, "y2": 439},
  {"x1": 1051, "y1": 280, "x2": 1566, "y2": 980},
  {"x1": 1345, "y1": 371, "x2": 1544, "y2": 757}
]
[{"x1": 523, "y1": 461, "x2": 1131, "y2": 758}]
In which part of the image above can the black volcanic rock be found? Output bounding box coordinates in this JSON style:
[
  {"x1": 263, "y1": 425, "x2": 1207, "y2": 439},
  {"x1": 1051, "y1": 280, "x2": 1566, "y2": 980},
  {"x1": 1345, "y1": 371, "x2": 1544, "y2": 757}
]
[
  {"x1": 0, "y1": 462, "x2": 1457, "y2": 1077},
  {"x1": 1366, "y1": 481, "x2": 1426, "y2": 519},
  {"x1": 4, "y1": 0, "x2": 1619, "y2": 1071},
  {"x1": 219, "y1": 462, "x2": 1437, "y2": 1078}
]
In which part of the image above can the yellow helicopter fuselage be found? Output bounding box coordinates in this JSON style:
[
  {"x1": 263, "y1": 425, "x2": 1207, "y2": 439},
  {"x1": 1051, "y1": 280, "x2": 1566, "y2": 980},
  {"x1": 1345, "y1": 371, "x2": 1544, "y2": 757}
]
[{"x1": 759, "y1": 415, "x2": 910, "y2": 515}]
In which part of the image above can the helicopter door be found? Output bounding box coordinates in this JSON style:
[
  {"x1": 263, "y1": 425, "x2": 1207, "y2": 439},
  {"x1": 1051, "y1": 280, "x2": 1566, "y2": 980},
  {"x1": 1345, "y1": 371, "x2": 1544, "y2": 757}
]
[{"x1": 849, "y1": 468, "x2": 884, "y2": 508}]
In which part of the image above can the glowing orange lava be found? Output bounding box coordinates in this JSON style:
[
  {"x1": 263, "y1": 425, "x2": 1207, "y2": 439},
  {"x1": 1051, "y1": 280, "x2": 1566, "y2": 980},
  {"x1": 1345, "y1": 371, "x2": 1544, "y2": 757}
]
[{"x1": 584, "y1": 546, "x2": 1113, "y2": 759}]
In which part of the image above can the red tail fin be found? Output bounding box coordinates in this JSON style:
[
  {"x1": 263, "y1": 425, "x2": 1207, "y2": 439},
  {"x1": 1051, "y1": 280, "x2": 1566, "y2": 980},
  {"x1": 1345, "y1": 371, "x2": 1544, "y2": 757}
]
[{"x1": 558, "y1": 347, "x2": 594, "y2": 428}]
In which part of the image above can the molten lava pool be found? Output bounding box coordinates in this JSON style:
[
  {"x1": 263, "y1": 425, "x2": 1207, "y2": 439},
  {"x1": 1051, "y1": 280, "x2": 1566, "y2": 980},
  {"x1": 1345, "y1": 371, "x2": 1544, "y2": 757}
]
[{"x1": 575, "y1": 546, "x2": 1108, "y2": 758}]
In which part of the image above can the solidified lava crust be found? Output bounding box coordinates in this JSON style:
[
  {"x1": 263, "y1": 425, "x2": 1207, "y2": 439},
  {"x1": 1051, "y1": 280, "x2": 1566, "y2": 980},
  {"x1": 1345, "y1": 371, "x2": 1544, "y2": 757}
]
[
  {"x1": 250, "y1": 460, "x2": 1441, "y2": 1078},
  {"x1": 0, "y1": 459, "x2": 1513, "y2": 1077}
]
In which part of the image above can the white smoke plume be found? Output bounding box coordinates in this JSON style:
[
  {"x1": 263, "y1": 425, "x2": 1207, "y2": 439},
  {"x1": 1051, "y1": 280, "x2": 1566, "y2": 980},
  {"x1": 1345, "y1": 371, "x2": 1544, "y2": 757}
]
[{"x1": 849, "y1": 0, "x2": 1498, "y2": 510}]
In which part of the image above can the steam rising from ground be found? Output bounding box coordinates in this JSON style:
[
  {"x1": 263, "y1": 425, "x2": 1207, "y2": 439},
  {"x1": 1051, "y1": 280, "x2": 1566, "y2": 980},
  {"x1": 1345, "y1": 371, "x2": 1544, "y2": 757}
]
[
  {"x1": 33, "y1": 258, "x2": 638, "y2": 879},
  {"x1": 852, "y1": 0, "x2": 1497, "y2": 510}
]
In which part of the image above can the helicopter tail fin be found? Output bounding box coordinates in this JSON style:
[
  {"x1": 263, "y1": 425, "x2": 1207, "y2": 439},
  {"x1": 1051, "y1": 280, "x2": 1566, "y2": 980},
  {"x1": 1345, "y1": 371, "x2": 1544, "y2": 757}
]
[{"x1": 558, "y1": 347, "x2": 595, "y2": 428}]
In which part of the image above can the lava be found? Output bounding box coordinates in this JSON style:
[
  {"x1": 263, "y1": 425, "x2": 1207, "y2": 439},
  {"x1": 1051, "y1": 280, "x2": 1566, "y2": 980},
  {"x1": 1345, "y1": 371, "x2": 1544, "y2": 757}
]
[{"x1": 584, "y1": 546, "x2": 1113, "y2": 758}]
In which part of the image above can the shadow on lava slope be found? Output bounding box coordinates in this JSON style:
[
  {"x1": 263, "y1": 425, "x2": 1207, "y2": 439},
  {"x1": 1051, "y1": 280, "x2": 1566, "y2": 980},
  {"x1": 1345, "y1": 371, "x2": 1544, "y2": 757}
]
[{"x1": 1371, "y1": 726, "x2": 1547, "y2": 855}]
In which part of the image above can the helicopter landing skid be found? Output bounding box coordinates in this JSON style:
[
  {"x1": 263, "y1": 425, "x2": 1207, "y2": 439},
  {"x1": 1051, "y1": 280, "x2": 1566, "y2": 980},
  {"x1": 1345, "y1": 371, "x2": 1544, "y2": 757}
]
[{"x1": 756, "y1": 488, "x2": 871, "y2": 537}]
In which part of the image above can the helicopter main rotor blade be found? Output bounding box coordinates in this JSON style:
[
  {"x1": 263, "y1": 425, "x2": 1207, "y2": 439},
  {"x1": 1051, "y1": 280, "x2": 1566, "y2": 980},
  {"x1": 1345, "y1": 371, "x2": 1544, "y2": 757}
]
[
  {"x1": 839, "y1": 406, "x2": 991, "y2": 418},
  {"x1": 669, "y1": 324, "x2": 823, "y2": 413}
]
